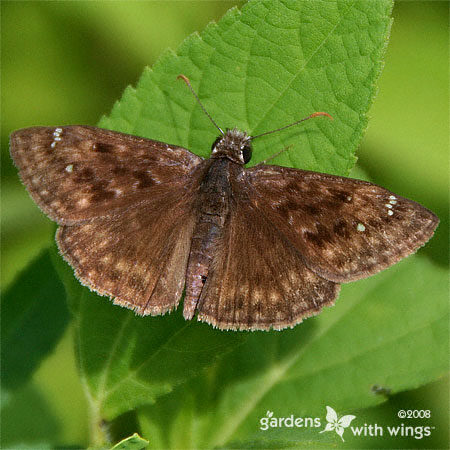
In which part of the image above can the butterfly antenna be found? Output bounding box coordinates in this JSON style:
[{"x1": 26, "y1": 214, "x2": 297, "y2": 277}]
[
  {"x1": 250, "y1": 112, "x2": 333, "y2": 140},
  {"x1": 177, "y1": 74, "x2": 224, "y2": 136}
]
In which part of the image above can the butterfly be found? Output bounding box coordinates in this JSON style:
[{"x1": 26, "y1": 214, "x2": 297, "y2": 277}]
[{"x1": 10, "y1": 76, "x2": 439, "y2": 331}]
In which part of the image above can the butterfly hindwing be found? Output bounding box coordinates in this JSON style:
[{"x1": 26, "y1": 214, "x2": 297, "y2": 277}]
[
  {"x1": 245, "y1": 165, "x2": 439, "y2": 283},
  {"x1": 57, "y1": 185, "x2": 198, "y2": 315},
  {"x1": 10, "y1": 126, "x2": 203, "y2": 224},
  {"x1": 196, "y1": 194, "x2": 339, "y2": 331}
]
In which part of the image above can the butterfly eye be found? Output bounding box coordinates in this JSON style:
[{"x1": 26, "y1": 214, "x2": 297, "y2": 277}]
[
  {"x1": 242, "y1": 143, "x2": 252, "y2": 163},
  {"x1": 211, "y1": 136, "x2": 222, "y2": 151}
]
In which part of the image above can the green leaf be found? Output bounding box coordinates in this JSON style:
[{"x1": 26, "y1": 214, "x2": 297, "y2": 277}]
[
  {"x1": 110, "y1": 433, "x2": 149, "y2": 450},
  {"x1": 1, "y1": 248, "x2": 70, "y2": 390},
  {"x1": 223, "y1": 429, "x2": 338, "y2": 449},
  {"x1": 2, "y1": 444, "x2": 53, "y2": 450},
  {"x1": 64, "y1": 277, "x2": 244, "y2": 422},
  {"x1": 99, "y1": 0, "x2": 392, "y2": 176},
  {"x1": 62, "y1": 0, "x2": 394, "y2": 430},
  {"x1": 0, "y1": 383, "x2": 61, "y2": 448},
  {"x1": 137, "y1": 254, "x2": 447, "y2": 448}
]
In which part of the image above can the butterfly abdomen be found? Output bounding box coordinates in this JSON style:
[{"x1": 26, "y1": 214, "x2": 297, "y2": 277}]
[{"x1": 183, "y1": 159, "x2": 237, "y2": 320}]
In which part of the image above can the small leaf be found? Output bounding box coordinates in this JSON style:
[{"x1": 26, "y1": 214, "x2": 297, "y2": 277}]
[{"x1": 110, "y1": 433, "x2": 149, "y2": 450}]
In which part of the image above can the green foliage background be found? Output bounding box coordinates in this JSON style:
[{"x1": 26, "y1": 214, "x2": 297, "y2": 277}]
[{"x1": 1, "y1": 1, "x2": 448, "y2": 449}]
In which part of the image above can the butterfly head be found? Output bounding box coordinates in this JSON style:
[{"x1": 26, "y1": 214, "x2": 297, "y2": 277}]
[{"x1": 210, "y1": 128, "x2": 252, "y2": 165}]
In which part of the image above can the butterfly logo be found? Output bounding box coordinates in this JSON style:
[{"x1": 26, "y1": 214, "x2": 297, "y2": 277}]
[{"x1": 319, "y1": 406, "x2": 356, "y2": 442}]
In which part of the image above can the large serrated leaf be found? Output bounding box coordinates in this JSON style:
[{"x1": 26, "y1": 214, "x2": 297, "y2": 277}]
[
  {"x1": 99, "y1": 0, "x2": 392, "y2": 176},
  {"x1": 63, "y1": 0, "x2": 395, "y2": 426}
]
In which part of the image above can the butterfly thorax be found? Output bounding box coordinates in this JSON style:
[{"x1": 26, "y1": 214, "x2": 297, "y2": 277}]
[{"x1": 210, "y1": 128, "x2": 252, "y2": 165}]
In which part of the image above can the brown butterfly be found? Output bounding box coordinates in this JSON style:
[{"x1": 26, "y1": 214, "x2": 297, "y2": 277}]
[{"x1": 10, "y1": 76, "x2": 439, "y2": 331}]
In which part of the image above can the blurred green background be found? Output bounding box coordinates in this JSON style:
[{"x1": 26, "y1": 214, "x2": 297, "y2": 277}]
[{"x1": 1, "y1": 1, "x2": 448, "y2": 448}]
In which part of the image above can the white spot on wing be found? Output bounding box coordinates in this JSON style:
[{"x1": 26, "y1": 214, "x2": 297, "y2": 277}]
[
  {"x1": 52, "y1": 128, "x2": 64, "y2": 147},
  {"x1": 388, "y1": 210, "x2": 394, "y2": 216},
  {"x1": 77, "y1": 197, "x2": 90, "y2": 208},
  {"x1": 357, "y1": 223, "x2": 365, "y2": 232},
  {"x1": 65, "y1": 164, "x2": 73, "y2": 173}
]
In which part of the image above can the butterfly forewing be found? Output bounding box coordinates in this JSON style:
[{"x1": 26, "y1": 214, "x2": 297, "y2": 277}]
[
  {"x1": 10, "y1": 126, "x2": 202, "y2": 224},
  {"x1": 245, "y1": 165, "x2": 439, "y2": 283}
]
